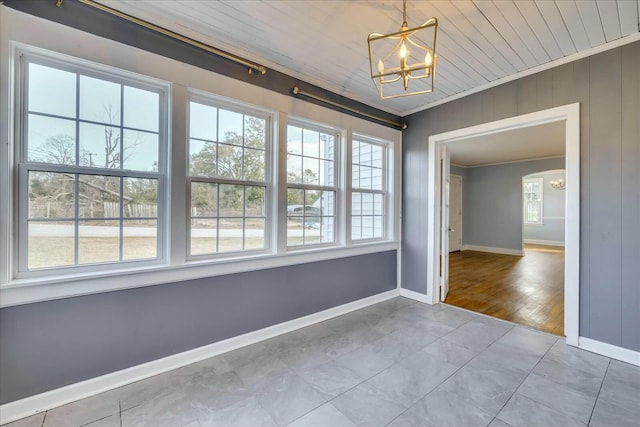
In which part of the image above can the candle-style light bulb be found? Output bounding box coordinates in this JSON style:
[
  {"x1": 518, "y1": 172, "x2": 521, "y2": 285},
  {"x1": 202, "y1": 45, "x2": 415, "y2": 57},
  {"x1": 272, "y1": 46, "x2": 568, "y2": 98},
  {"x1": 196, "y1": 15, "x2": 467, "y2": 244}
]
[
  {"x1": 378, "y1": 58, "x2": 384, "y2": 75},
  {"x1": 425, "y1": 49, "x2": 433, "y2": 67},
  {"x1": 399, "y1": 41, "x2": 408, "y2": 59}
]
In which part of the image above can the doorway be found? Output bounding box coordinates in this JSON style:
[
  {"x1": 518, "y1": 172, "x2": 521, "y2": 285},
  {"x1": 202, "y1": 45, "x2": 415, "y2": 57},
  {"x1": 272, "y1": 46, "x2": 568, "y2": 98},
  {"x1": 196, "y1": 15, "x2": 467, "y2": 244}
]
[
  {"x1": 426, "y1": 103, "x2": 580, "y2": 346},
  {"x1": 449, "y1": 174, "x2": 462, "y2": 252}
]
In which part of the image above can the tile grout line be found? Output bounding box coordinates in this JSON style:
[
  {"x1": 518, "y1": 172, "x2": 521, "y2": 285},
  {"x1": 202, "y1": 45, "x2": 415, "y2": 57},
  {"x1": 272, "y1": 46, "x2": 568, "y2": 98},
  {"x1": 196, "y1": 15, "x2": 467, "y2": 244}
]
[
  {"x1": 383, "y1": 317, "x2": 517, "y2": 426},
  {"x1": 587, "y1": 358, "x2": 611, "y2": 427},
  {"x1": 486, "y1": 336, "x2": 567, "y2": 426},
  {"x1": 287, "y1": 304, "x2": 465, "y2": 426}
]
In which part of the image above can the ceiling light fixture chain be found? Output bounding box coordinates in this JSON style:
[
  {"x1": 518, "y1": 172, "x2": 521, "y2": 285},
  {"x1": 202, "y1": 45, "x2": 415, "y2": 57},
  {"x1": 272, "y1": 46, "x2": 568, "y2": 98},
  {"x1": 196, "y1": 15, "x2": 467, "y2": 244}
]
[{"x1": 367, "y1": 0, "x2": 438, "y2": 99}]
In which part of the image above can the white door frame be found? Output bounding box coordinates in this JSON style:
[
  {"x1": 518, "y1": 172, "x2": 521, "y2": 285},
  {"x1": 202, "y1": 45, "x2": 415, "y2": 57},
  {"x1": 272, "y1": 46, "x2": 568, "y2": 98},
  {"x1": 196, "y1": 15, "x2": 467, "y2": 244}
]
[{"x1": 426, "y1": 103, "x2": 580, "y2": 346}]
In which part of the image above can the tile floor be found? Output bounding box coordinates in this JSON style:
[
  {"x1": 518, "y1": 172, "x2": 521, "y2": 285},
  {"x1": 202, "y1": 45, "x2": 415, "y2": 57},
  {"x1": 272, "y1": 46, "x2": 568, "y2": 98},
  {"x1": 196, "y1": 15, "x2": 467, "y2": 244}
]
[{"x1": 6, "y1": 298, "x2": 640, "y2": 427}]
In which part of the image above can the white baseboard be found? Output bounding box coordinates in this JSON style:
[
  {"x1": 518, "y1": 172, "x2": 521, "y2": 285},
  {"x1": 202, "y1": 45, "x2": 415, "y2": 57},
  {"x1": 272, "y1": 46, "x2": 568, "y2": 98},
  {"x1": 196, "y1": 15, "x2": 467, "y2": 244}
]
[
  {"x1": 523, "y1": 239, "x2": 565, "y2": 247},
  {"x1": 399, "y1": 288, "x2": 433, "y2": 304},
  {"x1": 578, "y1": 337, "x2": 640, "y2": 366},
  {"x1": 0, "y1": 289, "x2": 399, "y2": 425},
  {"x1": 461, "y1": 245, "x2": 524, "y2": 256}
]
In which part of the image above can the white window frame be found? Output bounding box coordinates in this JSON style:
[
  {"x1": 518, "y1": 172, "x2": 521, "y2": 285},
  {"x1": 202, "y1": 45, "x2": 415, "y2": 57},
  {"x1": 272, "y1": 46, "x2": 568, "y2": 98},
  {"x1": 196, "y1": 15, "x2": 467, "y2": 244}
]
[
  {"x1": 186, "y1": 92, "x2": 274, "y2": 259},
  {"x1": 0, "y1": 44, "x2": 399, "y2": 307},
  {"x1": 350, "y1": 135, "x2": 389, "y2": 242},
  {"x1": 285, "y1": 119, "x2": 341, "y2": 250},
  {"x1": 523, "y1": 177, "x2": 544, "y2": 225},
  {"x1": 14, "y1": 48, "x2": 170, "y2": 279}
]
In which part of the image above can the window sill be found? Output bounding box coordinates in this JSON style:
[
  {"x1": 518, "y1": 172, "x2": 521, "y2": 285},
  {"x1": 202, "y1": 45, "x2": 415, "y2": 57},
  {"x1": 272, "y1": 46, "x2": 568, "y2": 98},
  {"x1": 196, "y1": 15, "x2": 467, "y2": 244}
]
[{"x1": 0, "y1": 240, "x2": 399, "y2": 307}]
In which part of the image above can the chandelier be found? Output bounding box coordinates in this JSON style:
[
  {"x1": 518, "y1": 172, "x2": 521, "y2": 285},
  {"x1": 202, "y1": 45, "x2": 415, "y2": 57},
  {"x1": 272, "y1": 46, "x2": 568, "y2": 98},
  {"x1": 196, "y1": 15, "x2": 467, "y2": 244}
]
[
  {"x1": 367, "y1": 0, "x2": 438, "y2": 99},
  {"x1": 550, "y1": 178, "x2": 566, "y2": 190}
]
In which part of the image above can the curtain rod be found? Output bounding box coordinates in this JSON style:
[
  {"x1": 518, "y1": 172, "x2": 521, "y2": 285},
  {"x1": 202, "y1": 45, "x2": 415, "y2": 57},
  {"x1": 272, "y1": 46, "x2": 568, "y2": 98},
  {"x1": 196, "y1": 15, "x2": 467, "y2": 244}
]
[
  {"x1": 292, "y1": 87, "x2": 407, "y2": 130},
  {"x1": 64, "y1": 0, "x2": 267, "y2": 75}
]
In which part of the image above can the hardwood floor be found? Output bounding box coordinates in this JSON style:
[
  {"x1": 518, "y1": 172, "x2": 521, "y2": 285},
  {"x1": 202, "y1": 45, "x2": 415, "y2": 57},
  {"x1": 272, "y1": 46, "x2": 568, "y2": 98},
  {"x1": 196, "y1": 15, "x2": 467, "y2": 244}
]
[{"x1": 445, "y1": 244, "x2": 564, "y2": 335}]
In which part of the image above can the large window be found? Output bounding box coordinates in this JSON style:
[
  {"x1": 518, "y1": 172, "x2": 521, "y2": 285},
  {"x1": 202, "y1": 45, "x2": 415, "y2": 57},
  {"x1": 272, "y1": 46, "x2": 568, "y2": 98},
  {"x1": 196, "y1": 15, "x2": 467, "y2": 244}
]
[
  {"x1": 351, "y1": 138, "x2": 386, "y2": 240},
  {"x1": 187, "y1": 99, "x2": 269, "y2": 256},
  {"x1": 523, "y1": 177, "x2": 543, "y2": 225},
  {"x1": 20, "y1": 57, "x2": 166, "y2": 272},
  {"x1": 286, "y1": 123, "x2": 338, "y2": 246}
]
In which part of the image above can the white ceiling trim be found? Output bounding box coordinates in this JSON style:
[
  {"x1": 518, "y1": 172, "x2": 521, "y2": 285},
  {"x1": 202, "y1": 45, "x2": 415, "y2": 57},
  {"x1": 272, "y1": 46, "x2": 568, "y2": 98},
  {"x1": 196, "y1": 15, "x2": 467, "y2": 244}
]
[
  {"x1": 403, "y1": 31, "x2": 640, "y2": 117},
  {"x1": 451, "y1": 155, "x2": 566, "y2": 170}
]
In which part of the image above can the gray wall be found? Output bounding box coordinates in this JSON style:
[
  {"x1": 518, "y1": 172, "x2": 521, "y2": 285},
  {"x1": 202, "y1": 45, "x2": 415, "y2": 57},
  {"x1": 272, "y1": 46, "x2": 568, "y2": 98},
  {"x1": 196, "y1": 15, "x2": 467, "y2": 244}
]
[
  {"x1": 0, "y1": 251, "x2": 397, "y2": 404},
  {"x1": 460, "y1": 158, "x2": 565, "y2": 251},
  {"x1": 524, "y1": 170, "x2": 566, "y2": 243},
  {"x1": 402, "y1": 41, "x2": 640, "y2": 352}
]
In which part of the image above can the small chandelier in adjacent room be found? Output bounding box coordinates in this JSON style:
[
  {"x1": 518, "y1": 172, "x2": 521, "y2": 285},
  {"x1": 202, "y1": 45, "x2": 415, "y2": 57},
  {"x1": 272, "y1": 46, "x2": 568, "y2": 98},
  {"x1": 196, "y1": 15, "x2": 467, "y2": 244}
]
[
  {"x1": 550, "y1": 178, "x2": 566, "y2": 190},
  {"x1": 368, "y1": 0, "x2": 438, "y2": 99}
]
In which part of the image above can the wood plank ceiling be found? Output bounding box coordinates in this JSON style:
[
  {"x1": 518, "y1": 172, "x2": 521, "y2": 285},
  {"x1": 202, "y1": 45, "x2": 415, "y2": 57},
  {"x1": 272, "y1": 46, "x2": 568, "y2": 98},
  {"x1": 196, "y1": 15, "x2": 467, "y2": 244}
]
[{"x1": 100, "y1": 0, "x2": 640, "y2": 116}]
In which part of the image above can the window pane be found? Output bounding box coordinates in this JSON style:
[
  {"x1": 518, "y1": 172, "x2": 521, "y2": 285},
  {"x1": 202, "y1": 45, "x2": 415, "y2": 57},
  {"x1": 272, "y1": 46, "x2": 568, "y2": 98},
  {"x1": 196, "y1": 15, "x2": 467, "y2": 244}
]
[
  {"x1": 245, "y1": 218, "x2": 265, "y2": 250},
  {"x1": 319, "y1": 159, "x2": 334, "y2": 187},
  {"x1": 303, "y1": 129, "x2": 319, "y2": 157},
  {"x1": 305, "y1": 189, "x2": 320, "y2": 209},
  {"x1": 189, "y1": 139, "x2": 216, "y2": 177},
  {"x1": 374, "y1": 193, "x2": 384, "y2": 216},
  {"x1": 320, "y1": 217, "x2": 334, "y2": 243},
  {"x1": 352, "y1": 164, "x2": 360, "y2": 188},
  {"x1": 123, "y1": 130, "x2": 159, "y2": 172},
  {"x1": 124, "y1": 178, "x2": 157, "y2": 218},
  {"x1": 28, "y1": 221, "x2": 75, "y2": 269},
  {"x1": 359, "y1": 166, "x2": 372, "y2": 189},
  {"x1": 189, "y1": 102, "x2": 217, "y2": 141},
  {"x1": 287, "y1": 154, "x2": 302, "y2": 184},
  {"x1": 79, "y1": 175, "x2": 120, "y2": 218},
  {"x1": 287, "y1": 188, "x2": 304, "y2": 211},
  {"x1": 360, "y1": 142, "x2": 372, "y2": 166},
  {"x1": 218, "y1": 109, "x2": 243, "y2": 145},
  {"x1": 123, "y1": 219, "x2": 157, "y2": 260},
  {"x1": 362, "y1": 218, "x2": 374, "y2": 241},
  {"x1": 287, "y1": 125, "x2": 302, "y2": 155},
  {"x1": 218, "y1": 219, "x2": 243, "y2": 252},
  {"x1": 28, "y1": 114, "x2": 77, "y2": 165},
  {"x1": 78, "y1": 220, "x2": 119, "y2": 264},
  {"x1": 79, "y1": 122, "x2": 121, "y2": 168},
  {"x1": 28, "y1": 63, "x2": 76, "y2": 118},
  {"x1": 352, "y1": 216, "x2": 362, "y2": 241},
  {"x1": 319, "y1": 133, "x2": 335, "y2": 160},
  {"x1": 29, "y1": 171, "x2": 75, "y2": 219},
  {"x1": 219, "y1": 184, "x2": 243, "y2": 217},
  {"x1": 191, "y1": 182, "x2": 218, "y2": 217},
  {"x1": 302, "y1": 156, "x2": 319, "y2": 185},
  {"x1": 352, "y1": 192, "x2": 362, "y2": 216},
  {"x1": 374, "y1": 216, "x2": 384, "y2": 238},
  {"x1": 371, "y1": 167, "x2": 383, "y2": 190},
  {"x1": 217, "y1": 144, "x2": 243, "y2": 179},
  {"x1": 244, "y1": 148, "x2": 265, "y2": 181},
  {"x1": 190, "y1": 218, "x2": 217, "y2": 255},
  {"x1": 79, "y1": 75, "x2": 121, "y2": 125},
  {"x1": 245, "y1": 186, "x2": 265, "y2": 217},
  {"x1": 371, "y1": 144, "x2": 383, "y2": 169},
  {"x1": 123, "y1": 86, "x2": 159, "y2": 132},
  {"x1": 287, "y1": 218, "x2": 303, "y2": 246},
  {"x1": 362, "y1": 193, "x2": 374, "y2": 216},
  {"x1": 321, "y1": 191, "x2": 336, "y2": 216},
  {"x1": 245, "y1": 116, "x2": 265, "y2": 149}
]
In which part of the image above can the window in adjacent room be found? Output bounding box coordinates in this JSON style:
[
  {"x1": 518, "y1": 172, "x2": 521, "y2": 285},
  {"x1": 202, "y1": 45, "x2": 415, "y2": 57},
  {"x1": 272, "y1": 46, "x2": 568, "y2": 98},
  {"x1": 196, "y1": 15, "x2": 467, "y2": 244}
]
[{"x1": 523, "y1": 177, "x2": 544, "y2": 225}]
